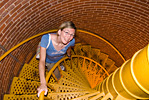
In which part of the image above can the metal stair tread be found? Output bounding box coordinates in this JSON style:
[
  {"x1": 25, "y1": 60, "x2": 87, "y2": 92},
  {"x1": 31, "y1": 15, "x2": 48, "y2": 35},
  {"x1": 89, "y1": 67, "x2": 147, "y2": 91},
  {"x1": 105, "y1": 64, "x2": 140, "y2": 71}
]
[
  {"x1": 66, "y1": 59, "x2": 88, "y2": 83},
  {"x1": 73, "y1": 43, "x2": 83, "y2": 55},
  {"x1": 81, "y1": 45, "x2": 92, "y2": 58},
  {"x1": 10, "y1": 77, "x2": 52, "y2": 95},
  {"x1": 71, "y1": 91, "x2": 100, "y2": 100},
  {"x1": 49, "y1": 83, "x2": 93, "y2": 92},
  {"x1": 58, "y1": 78, "x2": 91, "y2": 90},
  {"x1": 67, "y1": 68, "x2": 90, "y2": 87},
  {"x1": 67, "y1": 60, "x2": 91, "y2": 85},
  {"x1": 47, "y1": 91, "x2": 92, "y2": 100},
  {"x1": 19, "y1": 63, "x2": 49, "y2": 82},
  {"x1": 61, "y1": 70, "x2": 89, "y2": 87},
  {"x1": 4, "y1": 94, "x2": 38, "y2": 100},
  {"x1": 19, "y1": 63, "x2": 40, "y2": 81},
  {"x1": 28, "y1": 55, "x2": 39, "y2": 69},
  {"x1": 65, "y1": 66, "x2": 89, "y2": 84}
]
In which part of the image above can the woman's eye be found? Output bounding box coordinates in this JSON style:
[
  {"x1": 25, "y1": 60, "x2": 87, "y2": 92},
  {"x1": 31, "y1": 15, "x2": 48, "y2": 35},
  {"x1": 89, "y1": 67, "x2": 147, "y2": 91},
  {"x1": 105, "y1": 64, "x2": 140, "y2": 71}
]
[
  {"x1": 70, "y1": 34, "x2": 74, "y2": 37},
  {"x1": 65, "y1": 32, "x2": 69, "y2": 34}
]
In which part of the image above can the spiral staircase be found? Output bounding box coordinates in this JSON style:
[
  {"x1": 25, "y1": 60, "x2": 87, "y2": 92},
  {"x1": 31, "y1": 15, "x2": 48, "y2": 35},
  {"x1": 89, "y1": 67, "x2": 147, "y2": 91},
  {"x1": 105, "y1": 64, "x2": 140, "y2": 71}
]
[{"x1": 3, "y1": 43, "x2": 149, "y2": 100}]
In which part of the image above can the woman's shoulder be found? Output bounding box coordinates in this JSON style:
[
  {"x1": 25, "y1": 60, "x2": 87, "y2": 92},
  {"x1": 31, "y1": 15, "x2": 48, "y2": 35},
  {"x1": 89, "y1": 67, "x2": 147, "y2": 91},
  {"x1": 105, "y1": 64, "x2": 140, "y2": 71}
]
[
  {"x1": 50, "y1": 33, "x2": 58, "y2": 39},
  {"x1": 42, "y1": 33, "x2": 49, "y2": 38},
  {"x1": 50, "y1": 33, "x2": 57, "y2": 36},
  {"x1": 42, "y1": 33, "x2": 56, "y2": 38},
  {"x1": 43, "y1": 33, "x2": 56, "y2": 36}
]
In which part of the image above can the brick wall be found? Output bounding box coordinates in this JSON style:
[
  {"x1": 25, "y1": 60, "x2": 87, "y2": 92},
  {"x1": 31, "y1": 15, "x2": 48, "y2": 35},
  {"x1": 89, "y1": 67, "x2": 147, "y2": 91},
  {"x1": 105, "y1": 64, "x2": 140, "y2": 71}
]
[{"x1": 0, "y1": 0, "x2": 149, "y2": 99}]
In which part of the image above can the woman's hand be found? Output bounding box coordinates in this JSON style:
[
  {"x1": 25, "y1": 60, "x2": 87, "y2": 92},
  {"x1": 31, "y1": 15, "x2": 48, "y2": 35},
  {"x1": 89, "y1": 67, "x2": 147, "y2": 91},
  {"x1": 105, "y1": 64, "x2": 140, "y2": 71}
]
[{"x1": 37, "y1": 83, "x2": 48, "y2": 97}]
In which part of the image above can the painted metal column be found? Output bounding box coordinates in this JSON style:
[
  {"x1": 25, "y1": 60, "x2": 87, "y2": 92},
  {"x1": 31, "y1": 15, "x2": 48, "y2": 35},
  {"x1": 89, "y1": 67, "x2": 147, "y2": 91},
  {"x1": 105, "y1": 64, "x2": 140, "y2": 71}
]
[{"x1": 99, "y1": 44, "x2": 149, "y2": 100}]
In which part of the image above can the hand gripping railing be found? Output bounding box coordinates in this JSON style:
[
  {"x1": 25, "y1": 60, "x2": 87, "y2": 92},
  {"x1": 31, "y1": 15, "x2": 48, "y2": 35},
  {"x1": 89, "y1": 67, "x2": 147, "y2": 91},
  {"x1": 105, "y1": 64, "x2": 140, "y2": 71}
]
[
  {"x1": 39, "y1": 56, "x2": 67, "y2": 100},
  {"x1": 39, "y1": 55, "x2": 109, "y2": 100},
  {"x1": 94, "y1": 44, "x2": 149, "y2": 100}
]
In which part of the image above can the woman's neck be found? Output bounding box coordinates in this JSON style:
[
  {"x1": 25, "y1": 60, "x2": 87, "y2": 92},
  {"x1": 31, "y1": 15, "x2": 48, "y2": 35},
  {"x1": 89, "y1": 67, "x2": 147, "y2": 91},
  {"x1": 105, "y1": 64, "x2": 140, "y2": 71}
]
[
  {"x1": 52, "y1": 34, "x2": 67, "y2": 51},
  {"x1": 54, "y1": 35, "x2": 65, "y2": 46}
]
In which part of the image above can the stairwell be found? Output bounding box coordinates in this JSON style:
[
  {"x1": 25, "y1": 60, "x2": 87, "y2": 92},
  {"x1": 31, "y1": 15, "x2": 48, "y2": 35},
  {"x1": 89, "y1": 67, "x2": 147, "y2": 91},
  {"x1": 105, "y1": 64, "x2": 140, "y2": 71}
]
[{"x1": 3, "y1": 43, "x2": 149, "y2": 100}]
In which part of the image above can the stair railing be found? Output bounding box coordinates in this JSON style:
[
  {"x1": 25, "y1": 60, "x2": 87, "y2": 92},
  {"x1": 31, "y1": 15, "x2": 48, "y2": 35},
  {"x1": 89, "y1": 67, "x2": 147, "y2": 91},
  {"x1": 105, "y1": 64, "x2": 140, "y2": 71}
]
[
  {"x1": 0, "y1": 29, "x2": 125, "y2": 62},
  {"x1": 0, "y1": 29, "x2": 126, "y2": 99},
  {"x1": 0, "y1": 29, "x2": 57, "y2": 61},
  {"x1": 39, "y1": 55, "x2": 109, "y2": 100}
]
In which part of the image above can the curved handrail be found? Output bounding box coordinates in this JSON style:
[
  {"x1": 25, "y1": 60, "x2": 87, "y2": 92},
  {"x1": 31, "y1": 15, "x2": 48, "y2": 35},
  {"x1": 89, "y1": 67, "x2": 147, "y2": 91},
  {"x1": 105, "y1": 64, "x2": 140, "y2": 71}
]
[
  {"x1": 39, "y1": 91, "x2": 45, "y2": 100},
  {"x1": 78, "y1": 29, "x2": 126, "y2": 62},
  {"x1": 46, "y1": 55, "x2": 110, "y2": 81},
  {"x1": 0, "y1": 29, "x2": 57, "y2": 61},
  {"x1": 39, "y1": 55, "x2": 109, "y2": 99},
  {"x1": 0, "y1": 29, "x2": 125, "y2": 62}
]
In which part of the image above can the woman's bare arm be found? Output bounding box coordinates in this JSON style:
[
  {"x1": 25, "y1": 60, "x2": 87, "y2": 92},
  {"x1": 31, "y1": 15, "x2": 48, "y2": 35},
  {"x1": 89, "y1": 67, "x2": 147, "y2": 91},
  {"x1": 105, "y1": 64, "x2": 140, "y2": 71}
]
[{"x1": 37, "y1": 47, "x2": 48, "y2": 97}]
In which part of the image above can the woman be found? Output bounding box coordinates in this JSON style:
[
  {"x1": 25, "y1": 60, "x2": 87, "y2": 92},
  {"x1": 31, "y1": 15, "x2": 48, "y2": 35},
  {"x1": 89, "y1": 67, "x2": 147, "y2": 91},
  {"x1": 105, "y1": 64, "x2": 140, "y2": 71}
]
[{"x1": 37, "y1": 21, "x2": 76, "y2": 97}]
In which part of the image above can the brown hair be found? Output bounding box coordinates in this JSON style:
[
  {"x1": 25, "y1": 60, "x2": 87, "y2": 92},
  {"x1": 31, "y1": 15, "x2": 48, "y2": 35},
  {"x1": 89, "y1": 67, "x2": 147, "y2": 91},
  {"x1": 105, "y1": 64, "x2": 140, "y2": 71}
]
[{"x1": 58, "y1": 21, "x2": 77, "y2": 33}]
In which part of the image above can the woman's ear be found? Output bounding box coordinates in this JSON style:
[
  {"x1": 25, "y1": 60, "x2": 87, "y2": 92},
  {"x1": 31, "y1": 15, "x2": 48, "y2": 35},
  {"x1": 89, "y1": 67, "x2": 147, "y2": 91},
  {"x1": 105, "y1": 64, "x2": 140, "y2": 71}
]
[{"x1": 57, "y1": 29, "x2": 61, "y2": 36}]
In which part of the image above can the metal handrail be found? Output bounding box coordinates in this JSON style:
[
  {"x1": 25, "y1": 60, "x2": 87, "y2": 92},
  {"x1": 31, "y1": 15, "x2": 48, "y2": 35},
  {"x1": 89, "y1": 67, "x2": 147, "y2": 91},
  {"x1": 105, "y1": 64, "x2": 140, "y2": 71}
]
[
  {"x1": 78, "y1": 30, "x2": 125, "y2": 62},
  {"x1": 0, "y1": 29, "x2": 57, "y2": 61},
  {"x1": 0, "y1": 29, "x2": 125, "y2": 62},
  {"x1": 39, "y1": 55, "x2": 109, "y2": 100}
]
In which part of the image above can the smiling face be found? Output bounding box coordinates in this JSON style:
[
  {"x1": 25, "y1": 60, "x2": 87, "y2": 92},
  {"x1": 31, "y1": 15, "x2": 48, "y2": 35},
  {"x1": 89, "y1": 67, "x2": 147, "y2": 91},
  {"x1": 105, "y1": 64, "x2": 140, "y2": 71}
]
[{"x1": 58, "y1": 28, "x2": 75, "y2": 45}]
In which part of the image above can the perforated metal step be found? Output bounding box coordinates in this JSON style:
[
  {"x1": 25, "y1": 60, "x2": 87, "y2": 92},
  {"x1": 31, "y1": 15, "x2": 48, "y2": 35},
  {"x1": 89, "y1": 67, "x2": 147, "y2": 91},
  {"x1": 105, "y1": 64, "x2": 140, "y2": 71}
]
[
  {"x1": 19, "y1": 63, "x2": 40, "y2": 81},
  {"x1": 47, "y1": 91, "x2": 90, "y2": 100},
  {"x1": 4, "y1": 94, "x2": 38, "y2": 100},
  {"x1": 10, "y1": 77, "x2": 52, "y2": 95},
  {"x1": 29, "y1": 56, "x2": 39, "y2": 69},
  {"x1": 73, "y1": 43, "x2": 84, "y2": 55},
  {"x1": 81, "y1": 45, "x2": 92, "y2": 58}
]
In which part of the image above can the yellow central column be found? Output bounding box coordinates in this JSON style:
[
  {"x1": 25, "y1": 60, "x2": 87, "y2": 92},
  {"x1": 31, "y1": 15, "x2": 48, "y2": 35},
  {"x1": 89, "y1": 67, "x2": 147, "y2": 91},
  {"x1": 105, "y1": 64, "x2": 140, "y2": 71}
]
[{"x1": 99, "y1": 44, "x2": 149, "y2": 100}]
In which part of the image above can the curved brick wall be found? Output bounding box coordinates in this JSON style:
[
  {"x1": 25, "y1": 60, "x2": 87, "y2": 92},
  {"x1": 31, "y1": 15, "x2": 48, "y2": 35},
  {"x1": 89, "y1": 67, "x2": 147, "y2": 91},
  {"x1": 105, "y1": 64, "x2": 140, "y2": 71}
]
[{"x1": 0, "y1": 0, "x2": 149, "y2": 99}]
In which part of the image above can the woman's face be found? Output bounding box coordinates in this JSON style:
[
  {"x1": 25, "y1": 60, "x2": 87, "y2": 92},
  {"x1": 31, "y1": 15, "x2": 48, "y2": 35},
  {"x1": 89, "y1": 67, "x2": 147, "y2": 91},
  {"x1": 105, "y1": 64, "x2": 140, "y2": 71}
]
[{"x1": 60, "y1": 28, "x2": 75, "y2": 44}]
